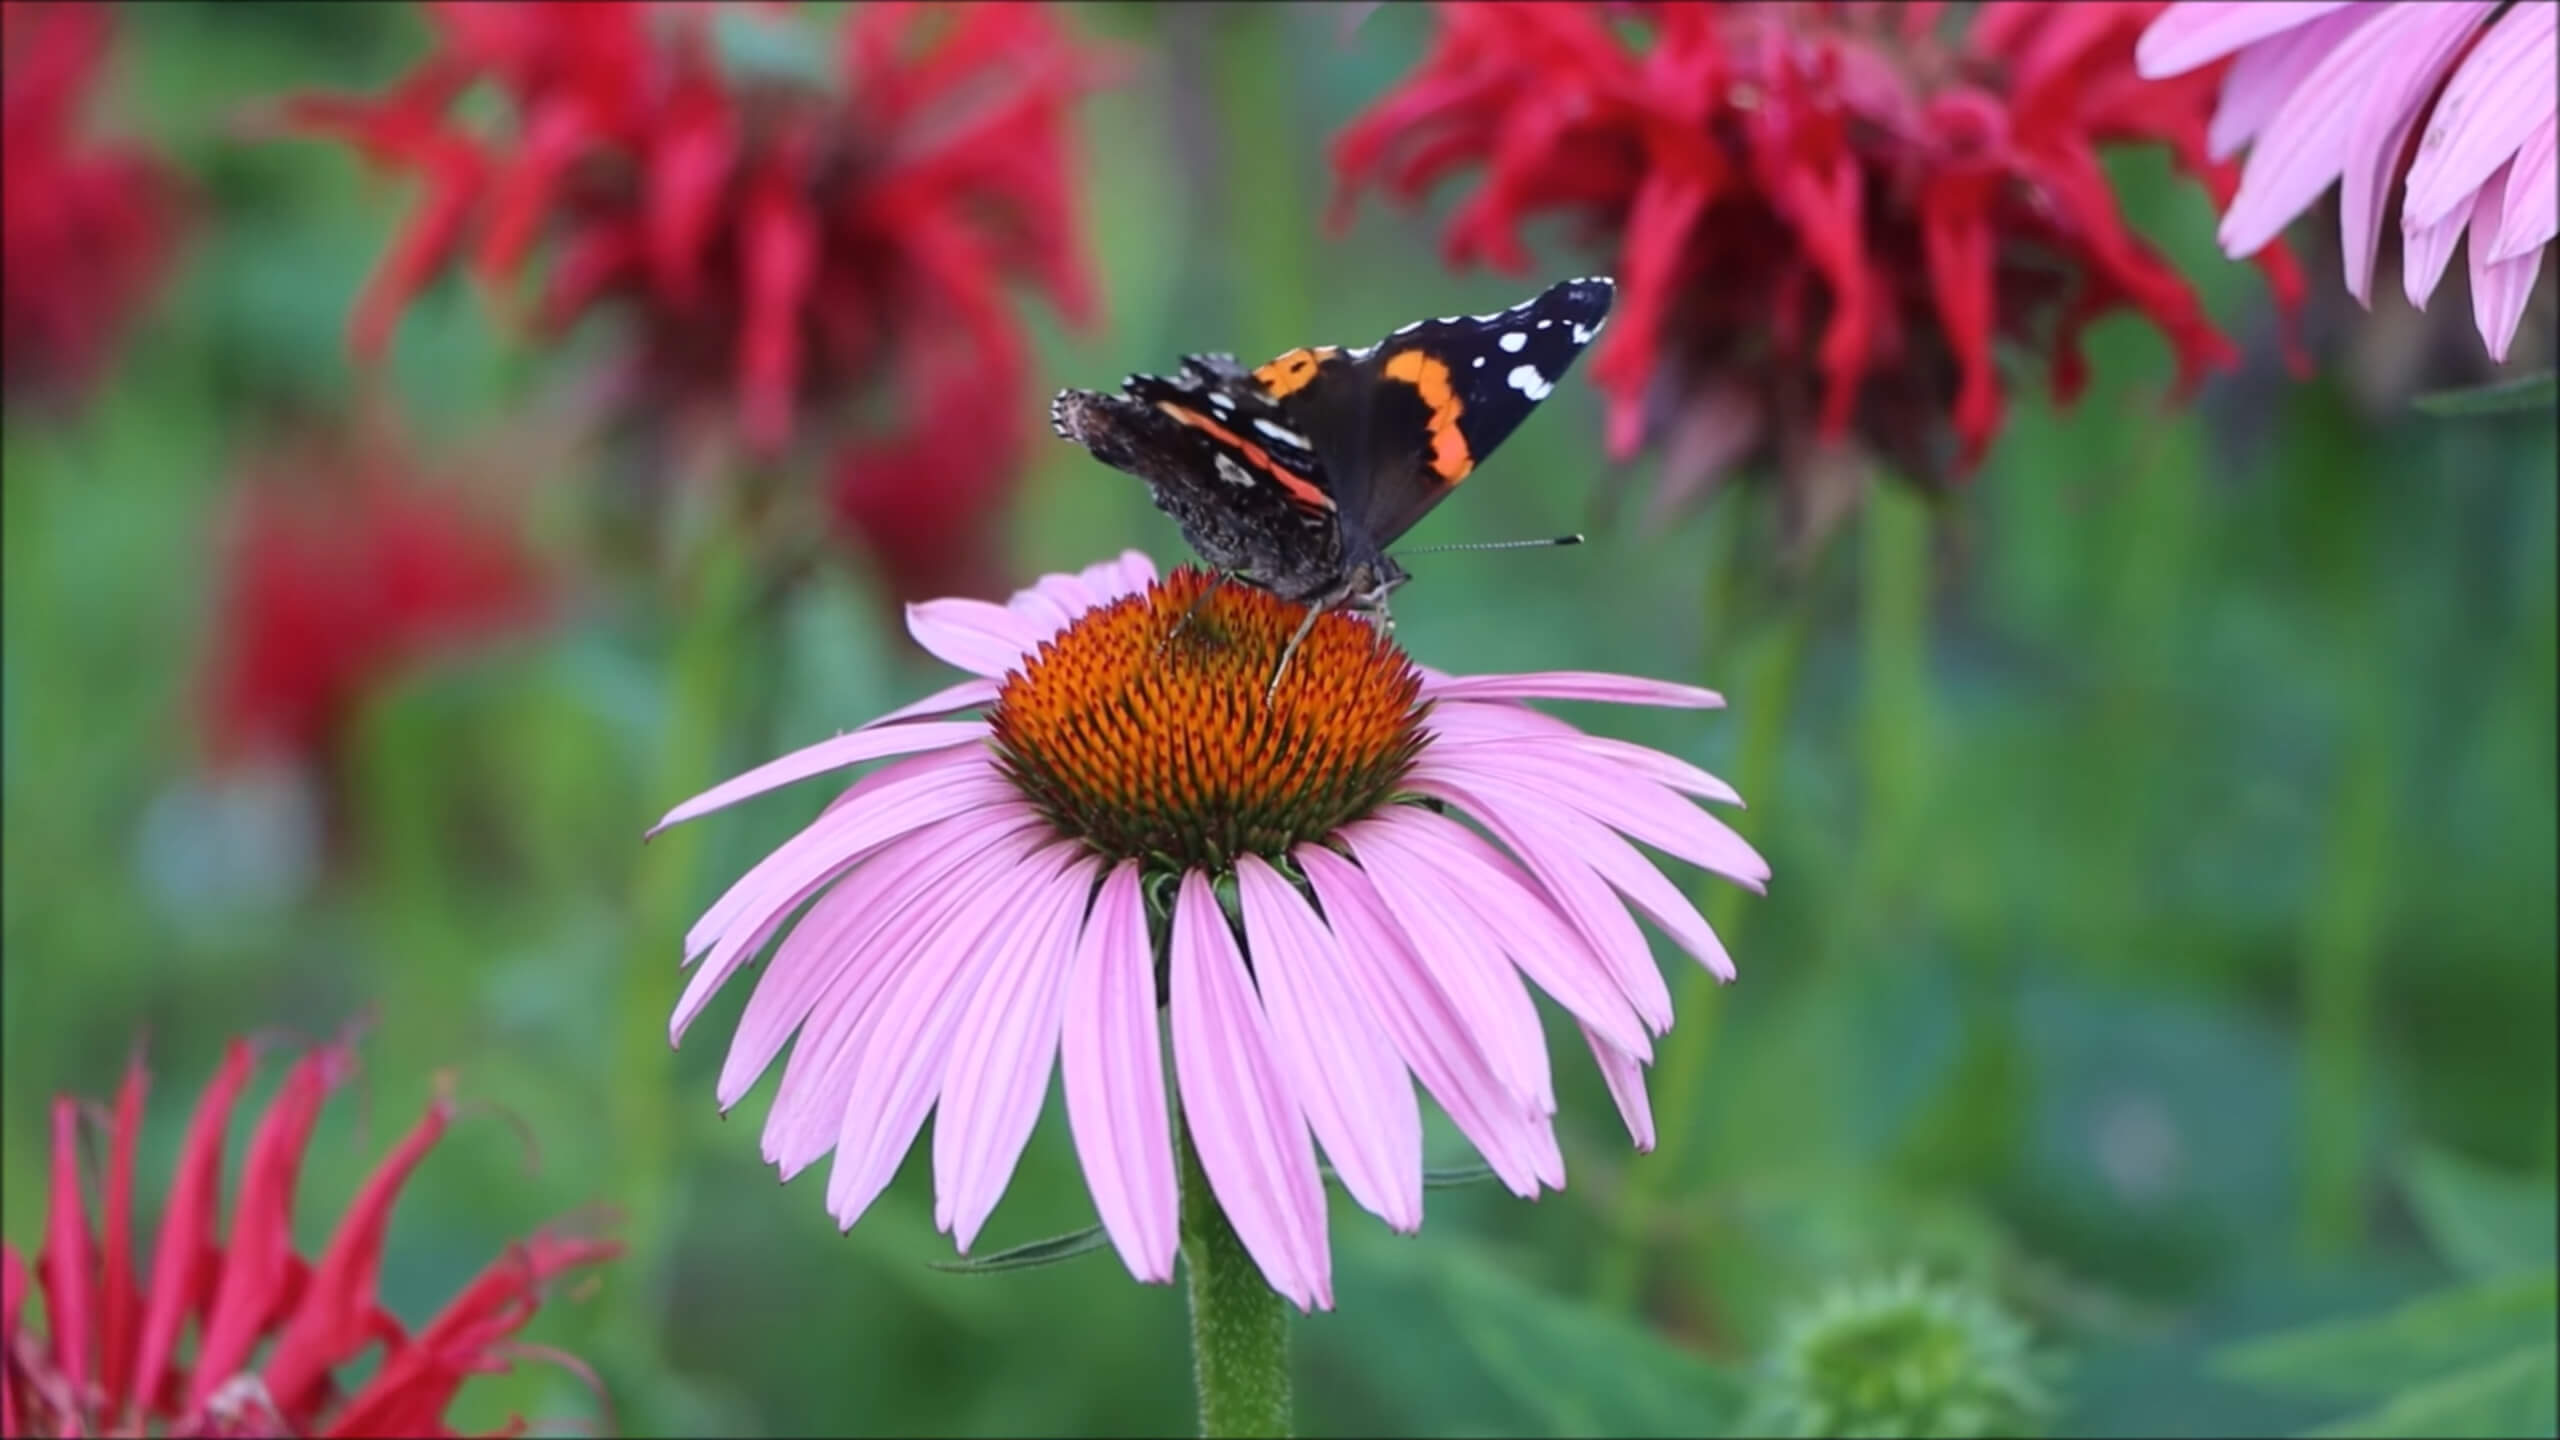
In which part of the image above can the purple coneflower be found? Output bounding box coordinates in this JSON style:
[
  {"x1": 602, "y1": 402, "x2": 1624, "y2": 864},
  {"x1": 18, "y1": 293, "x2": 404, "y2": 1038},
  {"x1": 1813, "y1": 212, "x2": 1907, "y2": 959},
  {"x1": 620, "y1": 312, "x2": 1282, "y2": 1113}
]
[
  {"x1": 2138, "y1": 1, "x2": 2557, "y2": 363},
  {"x1": 652, "y1": 552, "x2": 1767, "y2": 1311}
]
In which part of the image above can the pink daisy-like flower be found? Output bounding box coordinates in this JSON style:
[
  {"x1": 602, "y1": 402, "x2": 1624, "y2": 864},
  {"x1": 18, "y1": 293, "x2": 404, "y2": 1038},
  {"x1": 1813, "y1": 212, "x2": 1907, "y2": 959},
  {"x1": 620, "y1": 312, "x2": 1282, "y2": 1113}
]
[
  {"x1": 2138, "y1": 1, "x2": 2558, "y2": 363},
  {"x1": 650, "y1": 553, "x2": 1768, "y2": 1310}
]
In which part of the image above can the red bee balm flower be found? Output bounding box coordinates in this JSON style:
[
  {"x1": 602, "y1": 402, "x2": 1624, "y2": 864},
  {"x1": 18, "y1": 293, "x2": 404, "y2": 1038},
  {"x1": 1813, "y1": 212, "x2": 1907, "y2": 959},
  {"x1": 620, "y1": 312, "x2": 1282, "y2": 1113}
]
[
  {"x1": 275, "y1": 1, "x2": 1106, "y2": 597},
  {"x1": 1, "y1": 0, "x2": 180, "y2": 410},
  {"x1": 201, "y1": 430, "x2": 550, "y2": 777},
  {"x1": 1, "y1": 1037, "x2": 618, "y2": 1438},
  {"x1": 1333, "y1": 1, "x2": 2304, "y2": 525}
]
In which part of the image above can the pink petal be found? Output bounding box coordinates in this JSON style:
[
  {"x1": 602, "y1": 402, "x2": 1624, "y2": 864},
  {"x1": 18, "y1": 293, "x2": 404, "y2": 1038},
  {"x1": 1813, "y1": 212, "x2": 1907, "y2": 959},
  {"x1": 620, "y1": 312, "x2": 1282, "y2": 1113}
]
[
  {"x1": 2205, "y1": 4, "x2": 2375, "y2": 161},
  {"x1": 863, "y1": 677, "x2": 1002, "y2": 729},
  {"x1": 1365, "y1": 808, "x2": 1654, "y2": 1061},
  {"x1": 1416, "y1": 747, "x2": 1770, "y2": 891},
  {"x1": 1415, "y1": 775, "x2": 1673, "y2": 1034},
  {"x1": 2401, "y1": 1, "x2": 2559, "y2": 229},
  {"x1": 1063, "y1": 863, "x2": 1180, "y2": 1285},
  {"x1": 682, "y1": 745, "x2": 1002, "y2": 962},
  {"x1": 649, "y1": 721, "x2": 988, "y2": 837},
  {"x1": 1438, "y1": 772, "x2": 1741, "y2": 982},
  {"x1": 1170, "y1": 870, "x2": 1333, "y2": 1312},
  {"x1": 2469, "y1": 162, "x2": 2547, "y2": 362},
  {"x1": 762, "y1": 828, "x2": 1047, "y2": 1181},
  {"x1": 2136, "y1": 1, "x2": 2358, "y2": 79},
  {"x1": 904, "y1": 596, "x2": 1048, "y2": 678},
  {"x1": 1421, "y1": 670, "x2": 1725, "y2": 709},
  {"x1": 678, "y1": 761, "x2": 1010, "y2": 1022},
  {"x1": 707, "y1": 807, "x2": 1046, "y2": 1092},
  {"x1": 1235, "y1": 856, "x2": 1424, "y2": 1233},
  {"x1": 2492, "y1": 117, "x2": 2557, "y2": 262},
  {"x1": 2403, "y1": 186, "x2": 2476, "y2": 309},
  {"x1": 2338, "y1": 3, "x2": 2498, "y2": 303},
  {"x1": 1428, "y1": 703, "x2": 1744, "y2": 806},
  {"x1": 936, "y1": 854, "x2": 1100, "y2": 1250},
  {"x1": 2218, "y1": 3, "x2": 2492, "y2": 260},
  {"x1": 1297, "y1": 845, "x2": 1561, "y2": 1199},
  {"x1": 1087, "y1": 549, "x2": 1160, "y2": 599},
  {"x1": 825, "y1": 845, "x2": 1082, "y2": 1227},
  {"x1": 1582, "y1": 1025, "x2": 1656, "y2": 1152},
  {"x1": 1338, "y1": 820, "x2": 1557, "y2": 1113}
]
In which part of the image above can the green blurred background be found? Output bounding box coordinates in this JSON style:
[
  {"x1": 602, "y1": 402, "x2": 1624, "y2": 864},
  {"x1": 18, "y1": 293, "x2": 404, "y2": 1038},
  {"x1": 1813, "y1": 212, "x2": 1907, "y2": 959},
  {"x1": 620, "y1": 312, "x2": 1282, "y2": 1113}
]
[{"x1": 4, "y1": 4, "x2": 2554, "y2": 1436}]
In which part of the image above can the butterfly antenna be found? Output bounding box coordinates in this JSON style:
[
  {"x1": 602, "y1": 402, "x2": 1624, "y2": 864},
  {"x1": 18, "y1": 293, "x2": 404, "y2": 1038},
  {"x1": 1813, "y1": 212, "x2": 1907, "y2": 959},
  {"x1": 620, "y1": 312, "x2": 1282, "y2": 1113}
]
[{"x1": 1394, "y1": 534, "x2": 1586, "y2": 557}]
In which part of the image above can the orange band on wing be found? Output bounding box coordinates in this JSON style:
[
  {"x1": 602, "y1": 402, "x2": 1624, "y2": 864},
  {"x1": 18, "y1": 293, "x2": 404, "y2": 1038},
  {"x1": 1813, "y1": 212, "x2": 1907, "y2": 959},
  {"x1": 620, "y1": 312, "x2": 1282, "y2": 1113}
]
[
  {"x1": 1383, "y1": 349, "x2": 1473, "y2": 481},
  {"x1": 1154, "y1": 401, "x2": 1336, "y2": 512},
  {"x1": 1252, "y1": 346, "x2": 1339, "y2": 399}
]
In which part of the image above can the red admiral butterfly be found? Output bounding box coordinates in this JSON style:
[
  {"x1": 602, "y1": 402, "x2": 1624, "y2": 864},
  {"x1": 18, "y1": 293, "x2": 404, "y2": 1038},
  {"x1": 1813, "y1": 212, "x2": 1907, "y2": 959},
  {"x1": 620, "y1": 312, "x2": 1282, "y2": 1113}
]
[{"x1": 1051, "y1": 275, "x2": 1613, "y2": 676}]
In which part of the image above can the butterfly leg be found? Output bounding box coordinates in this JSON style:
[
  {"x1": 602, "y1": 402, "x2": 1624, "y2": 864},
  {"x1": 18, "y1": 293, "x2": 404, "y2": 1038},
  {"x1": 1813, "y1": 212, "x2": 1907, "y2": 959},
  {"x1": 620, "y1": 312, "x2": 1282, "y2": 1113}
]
[
  {"x1": 1265, "y1": 601, "x2": 1327, "y2": 703},
  {"x1": 1161, "y1": 569, "x2": 1233, "y2": 651}
]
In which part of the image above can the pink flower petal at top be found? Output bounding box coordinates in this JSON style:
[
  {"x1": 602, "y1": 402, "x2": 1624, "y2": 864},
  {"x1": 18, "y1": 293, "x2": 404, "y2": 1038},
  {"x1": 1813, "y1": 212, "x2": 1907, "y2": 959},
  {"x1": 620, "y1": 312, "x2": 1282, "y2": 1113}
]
[
  {"x1": 646, "y1": 559, "x2": 1770, "y2": 1307},
  {"x1": 2215, "y1": 2, "x2": 2492, "y2": 262},
  {"x1": 2145, "y1": 0, "x2": 2557, "y2": 361},
  {"x1": 2135, "y1": 1, "x2": 2360, "y2": 78},
  {"x1": 2401, "y1": 1, "x2": 2560, "y2": 230}
]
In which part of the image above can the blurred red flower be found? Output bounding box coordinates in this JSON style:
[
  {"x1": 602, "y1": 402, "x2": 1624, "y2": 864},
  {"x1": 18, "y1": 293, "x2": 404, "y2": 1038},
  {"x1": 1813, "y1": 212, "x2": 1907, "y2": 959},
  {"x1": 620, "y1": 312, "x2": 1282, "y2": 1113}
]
[
  {"x1": 1332, "y1": 1, "x2": 2304, "y2": 537},
  {"x1": 1, "y1": 0, "x2": 180, "y2": 410},
  {"x1": 273, "y1": 0, "x2": 1107, "y2": 601},
  {"x1": 200, "y1": 427, "x2": 551, "y2": 778},
  {"x1": 1, "y1": 1035, "x2": 617, "y2": 1438}
]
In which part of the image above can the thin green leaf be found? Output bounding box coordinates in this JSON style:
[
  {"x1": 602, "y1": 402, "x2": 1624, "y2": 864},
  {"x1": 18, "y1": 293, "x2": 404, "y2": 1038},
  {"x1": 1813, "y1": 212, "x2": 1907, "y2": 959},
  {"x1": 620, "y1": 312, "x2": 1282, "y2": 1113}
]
[
  {"x1": 2403, "y1": 1147, "x2": 2559, "y2": 1279},
  {"x1": 2307, "y1": 1343, "x2": 2558, "y2": 1439},
  {"x1": 2217, "y1": 1270, "x2": 2558, "y2": 1401},
  {"x1": 2414, "y1": 371, "x2": 2558, "y2": 417},
  {"x1": 928, "y1": 1225, "x2": 1112, "y2": 1276},
  {"x1": 1314, "y1": 1161, "x2": 1502, "y2": 1192},
  {"x1": 1425, "y1": 1163, "x2": 1501, "y2": 1190}
]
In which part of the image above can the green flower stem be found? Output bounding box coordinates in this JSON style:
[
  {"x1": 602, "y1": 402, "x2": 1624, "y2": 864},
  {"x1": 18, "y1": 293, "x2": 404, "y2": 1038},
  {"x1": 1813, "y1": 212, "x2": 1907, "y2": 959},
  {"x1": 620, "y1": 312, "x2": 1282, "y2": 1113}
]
[
  {"x1": 608, "y1": 535, "x2": 753, "y2": 1365},
  {"x1": 1180, "y1": 1118, "x2": 1293, "y2": 1439},
  {"x1": 1592, "y1": 508, "x2": 1817, "y2": 1312}
]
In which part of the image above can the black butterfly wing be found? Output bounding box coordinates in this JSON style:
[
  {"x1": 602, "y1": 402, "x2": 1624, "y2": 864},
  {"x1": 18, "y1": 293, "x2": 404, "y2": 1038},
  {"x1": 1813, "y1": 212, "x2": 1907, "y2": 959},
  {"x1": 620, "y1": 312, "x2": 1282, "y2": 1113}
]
[
  {"x1": 1307, "y1": 275, "x2": 1615, "y2": 552},
  {"x1": 1049, "y1": 367, "x2": 1346, "y2": 600}
]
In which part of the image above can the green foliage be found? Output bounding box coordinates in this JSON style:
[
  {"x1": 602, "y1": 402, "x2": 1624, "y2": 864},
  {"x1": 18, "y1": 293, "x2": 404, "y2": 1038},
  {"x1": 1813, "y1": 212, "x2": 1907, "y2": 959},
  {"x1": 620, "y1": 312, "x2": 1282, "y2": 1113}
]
[
  {"x1": 2414, "y1": 372, "x2": 2559, "y2": 418},
  {"x1": 2217, "y1": 1155, "x2": 2559, "y2": 1437},
  {"x1": 3, "y1": 4, "x2": 2554, "y2": 1438}
]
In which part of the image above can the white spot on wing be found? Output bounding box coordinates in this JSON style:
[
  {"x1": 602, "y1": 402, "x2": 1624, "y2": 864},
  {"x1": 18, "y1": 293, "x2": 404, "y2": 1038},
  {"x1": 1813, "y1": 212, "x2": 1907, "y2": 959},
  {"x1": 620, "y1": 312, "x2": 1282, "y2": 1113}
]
[
  {"x1": 1536, "y1": 318, "x2": 1554, "y2": 329},
  {"x1": 1571, "y1": 323, "x2": 1595, "y2": 344},
  {"x1": 1214, "y1": 453, "x2": 1257, "y2": 488},
  {"x1": 1252, "y1": 417, "x2": 1312, "y2": 450},
  {"x1": 1472, "y1": 355, "x2": 1486, "y2": 368},
  {"x1": 1499, "y1": 331, "x2": 1528, "y2": 353},
  {"x1": 1394, "y1": 319, "x2": 1425, "y2": 335},
  {"x1": 1209, "y1": 391, "x2": 1236, "y2": 411},
  {"x1": 1507, "y1": 364, "x2": 1552, "y2": 400}
]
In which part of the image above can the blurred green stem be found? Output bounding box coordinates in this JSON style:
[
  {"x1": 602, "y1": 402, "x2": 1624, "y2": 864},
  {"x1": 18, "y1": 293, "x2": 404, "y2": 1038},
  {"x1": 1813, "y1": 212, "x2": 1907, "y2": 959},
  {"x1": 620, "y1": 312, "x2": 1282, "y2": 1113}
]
[
  {"x1": 2299, "y1": 643, "x2": 2397, "y2": 1255},
  {"x1": 1216, "y1": 5, "x2": 1313, "y2": 349},
  {"x1": 610, "y1": 535, "x2": 753, "y2": 1360},
  {"x1": 1180, "y1": 1117, "x2": 1293, "y2": 1438},
  {"x1": 1592, "y1": 503, "x2": 1815, "y2": 1313}
]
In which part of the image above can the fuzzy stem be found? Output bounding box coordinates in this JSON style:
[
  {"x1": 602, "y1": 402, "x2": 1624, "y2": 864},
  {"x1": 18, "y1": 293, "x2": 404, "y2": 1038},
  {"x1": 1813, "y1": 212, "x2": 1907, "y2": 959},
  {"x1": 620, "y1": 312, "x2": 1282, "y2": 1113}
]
[{"x1": 1180, "y1": 1119, "x2": 1293, "y2": 1439}]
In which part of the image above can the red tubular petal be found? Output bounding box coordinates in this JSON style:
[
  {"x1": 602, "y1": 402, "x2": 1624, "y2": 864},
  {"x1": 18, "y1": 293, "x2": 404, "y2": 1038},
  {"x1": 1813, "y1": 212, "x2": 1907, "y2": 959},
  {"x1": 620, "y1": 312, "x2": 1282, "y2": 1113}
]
[
  {"x1": 645, "y1": 64, "x2": 734, "y2": 310},
  {"x1": 186, "y1": 1042, "x2": 353, "y2": 1415},
  {"x1": 39, "y1": 1099, "x2": 95, "y2": 1399},
  {"x1": 260, "y1": 1093, "x2": 457, "y2": 1424},
  {"x1": 3, "y1": 1244, "x2": 26, "y2": 1437},
  {"x1": 130, "y1": 1040, "x2": 257, "y2": 1424},
  {"x1": 737, "y1": 143, "x2": 818, "y2": 455},
  {"x1": 475, "y1": 97, "x2": 593, "y2": 293},
  {"x1": 350, "y1": 143, "x2": 483, "y2": 362},
  {"x1": 98, "y1": 1057, "x2": 148, "y2": 1420},
  {"x1": 323, "y1": 1232, "x2": 621, "y2": 1440}
]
